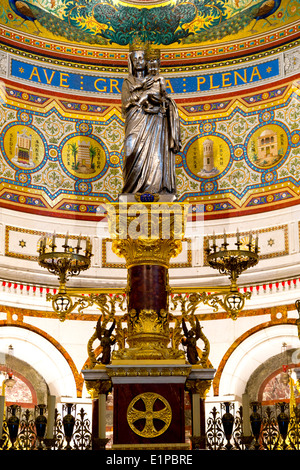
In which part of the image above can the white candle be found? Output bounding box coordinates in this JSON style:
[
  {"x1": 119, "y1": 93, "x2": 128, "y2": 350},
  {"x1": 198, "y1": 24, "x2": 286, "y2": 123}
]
[
  {"x1": 46, "y1": 395, "x2": 56, "y2": 438},
  {"x1": 52, "y1": 231, "x2": 56, "y2": 250},
  {"x1": 249, "y1": 231, "x2": 252, "y2": 246},
  {"x1": 77, "y1": 234, "x2": 82, "y2": 250},
  {"x1": 65, "y1": 231, "x2": 69, "y2": 247}
]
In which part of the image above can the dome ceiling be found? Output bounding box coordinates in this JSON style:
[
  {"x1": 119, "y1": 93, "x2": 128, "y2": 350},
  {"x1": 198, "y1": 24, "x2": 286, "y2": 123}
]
[
  {"x1": 0, "y1": 0, "x2": 299, "y2": 221},
  {"x1": 1, "y1": 0, "x2": 298, "y2": 64}
]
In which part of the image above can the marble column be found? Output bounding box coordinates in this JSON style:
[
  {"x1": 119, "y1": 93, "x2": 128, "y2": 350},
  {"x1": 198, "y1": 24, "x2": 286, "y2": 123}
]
[{"x1": 185, "y1": 368, "x2": 216, "y2": 450}]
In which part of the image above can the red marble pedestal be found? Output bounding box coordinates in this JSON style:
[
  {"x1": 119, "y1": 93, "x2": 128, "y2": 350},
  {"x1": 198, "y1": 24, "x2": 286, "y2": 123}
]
[{"x1": 107, "y1": 364, "x2": 191, "y2": 450}]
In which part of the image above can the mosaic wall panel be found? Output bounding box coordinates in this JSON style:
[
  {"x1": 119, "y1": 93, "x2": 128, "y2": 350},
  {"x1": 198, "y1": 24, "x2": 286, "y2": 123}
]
[{"x1": 0, "y1": 76, "x2": 299, "y2": 219}]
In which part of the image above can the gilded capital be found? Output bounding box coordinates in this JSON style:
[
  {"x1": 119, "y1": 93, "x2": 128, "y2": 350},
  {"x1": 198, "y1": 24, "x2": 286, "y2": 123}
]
[
  {"x1": 85, "y1": 379, "x2": 112, "y2": 399},
  {"x1": 185, "y1": 379, "x2": 212, "y2": 398},
  {"x1": 106, "y1": 202, "x2": 188, "y2": 267},
  {"x1": 112, "y1": 237, "x2": 182, "y2": 268}
]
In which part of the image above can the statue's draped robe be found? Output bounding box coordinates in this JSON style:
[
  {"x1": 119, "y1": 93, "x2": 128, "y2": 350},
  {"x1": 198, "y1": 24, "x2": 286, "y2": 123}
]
[{"x1": 121, "y1": 74, "x2": 181, "y2": 195}]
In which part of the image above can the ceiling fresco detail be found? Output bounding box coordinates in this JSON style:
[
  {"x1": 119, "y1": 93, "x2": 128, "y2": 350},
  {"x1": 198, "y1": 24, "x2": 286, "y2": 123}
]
[{"x1": 1, "y1": 0, "x2": 298, "y2": 49}]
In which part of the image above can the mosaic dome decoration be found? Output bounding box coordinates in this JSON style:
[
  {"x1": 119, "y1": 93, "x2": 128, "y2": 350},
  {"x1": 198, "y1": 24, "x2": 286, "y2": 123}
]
[{"x1": 0, "y1": 0, "x2": 299, "y2": 220}]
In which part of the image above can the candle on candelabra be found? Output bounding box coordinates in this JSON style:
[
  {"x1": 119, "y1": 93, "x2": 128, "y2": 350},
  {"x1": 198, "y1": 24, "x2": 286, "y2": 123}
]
[
  {"x1": 223, "y1": 229, "x2": 227, "y2": 244},
  {"x1": 46, "y1": 395, "x2": 56, "y2": 439},
  {"x1": 248, "y1": 231, "x2": 252, "y2": 248},
  {"x1": 86, "y1": 237, "x2": 91, "y2": 254},
  {"x1": 39, "y1": 236, "x2": 46, "y2": 253},
  {"x1": 255, "y1": 233, "x2": 259, "y2": 253},
  {"x1": 77, "y1": 234, "x2": 82, "y2": 251},
  {"x1": 236, "y1": 229, "x2": 240, "y2": 243},
  {"x1": 212, "y1": 231, "x2": 216, "y2": 251},
  {"x1": 0, "y1": 395, "x2": 4, "y2": 439},
  {"x1": 52, "y1": 231, "x2": 56, "y2": 251}
]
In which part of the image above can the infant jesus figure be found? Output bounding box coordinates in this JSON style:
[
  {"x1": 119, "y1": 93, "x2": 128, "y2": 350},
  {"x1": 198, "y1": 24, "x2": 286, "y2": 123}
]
[{"x1": 136, "y1": 49, "x2": 168, "y2": 114}]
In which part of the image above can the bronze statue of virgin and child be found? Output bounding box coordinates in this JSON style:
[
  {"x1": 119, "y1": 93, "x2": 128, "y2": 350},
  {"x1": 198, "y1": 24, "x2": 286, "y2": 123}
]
[{"x1": 121, "y1": 41, "x2": 181, "y2": 197}]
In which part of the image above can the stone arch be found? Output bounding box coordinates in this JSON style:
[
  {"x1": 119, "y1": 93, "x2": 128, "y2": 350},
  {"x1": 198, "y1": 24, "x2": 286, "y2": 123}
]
[
  {"x1": 0, "y1": 322, "x2": 84, "y2": 399},
  {"x1": 213, "y1": 320, "x2": 300, "y2": 399},
  {"x1": 0, "y1": 356, "x2": 47, "y2": 407}
]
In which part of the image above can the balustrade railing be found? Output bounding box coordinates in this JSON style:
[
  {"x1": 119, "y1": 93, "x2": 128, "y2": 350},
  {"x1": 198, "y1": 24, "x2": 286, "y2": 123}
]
[
  {"x1": 0, "y1": 404, "x2": 92, "y2": 450},
  {"x1": 0, "y1": 401, "x2": 299, "y2": 450},
  {"x1": 206, "y1": 401, "x2": 300, "y2": 450}
]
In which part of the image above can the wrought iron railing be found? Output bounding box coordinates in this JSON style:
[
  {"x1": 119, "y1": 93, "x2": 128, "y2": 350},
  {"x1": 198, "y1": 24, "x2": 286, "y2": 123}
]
[
  {"x1": 206, "y1": 401, "x2": 300, "y2": 450},
  {"x1": 0, "y1": 400, "x2": 299, "y2": 450},
  {"x1": 0, "y1": 404, "x2": 92, "y2": 450}
]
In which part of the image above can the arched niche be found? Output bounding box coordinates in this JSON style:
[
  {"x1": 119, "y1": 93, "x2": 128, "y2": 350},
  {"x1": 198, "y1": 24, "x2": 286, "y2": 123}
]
[
  {"x1": 246, "y1": 349, "x2": 300, "y2": 405},
  {"x1": 0, "y1": 325, "x2": 78, "y2": 399},
  {"x1": 0, "y1": 354, "x2": 48, "y2": 407},
  {"x1": 217, "y1": 324, "x2": 300, "y2": 399}
]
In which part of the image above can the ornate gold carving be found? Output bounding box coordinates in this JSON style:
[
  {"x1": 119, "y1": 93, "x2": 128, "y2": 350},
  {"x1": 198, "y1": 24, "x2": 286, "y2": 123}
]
[
  {"x1": 185, "y1": 379, "x2": 212, "y2": 398},
  {"x1": 128, "y1": 308, "x2": 168, "y2": 336},
  {"x1": 127, "y1": 392, "x2": 172, "y2": 438},
  {"x1": 85, "y1": 379, "x2": 112, "y2": 399},
  {"x1": 106, "y1": 203, "x2": 187, "y2": 268},
  {"x1": 112, "y1": 238, "x2": 182, "y2": 269},
  {"x1": 112, "y1": 309, "x2": 185, "y2": 361},
  {"x1": 205, "y1": 231, "x2": 259, "y2": 319},
  {"x1": 129, "y1": 35, "x2": 147, "y2": 52},
  {"x1": 145, "y1": 45, "x2": 161, "y2": 61},
  {"x1": 107, "y1": 366, "x2": 190, "y2": 377}
]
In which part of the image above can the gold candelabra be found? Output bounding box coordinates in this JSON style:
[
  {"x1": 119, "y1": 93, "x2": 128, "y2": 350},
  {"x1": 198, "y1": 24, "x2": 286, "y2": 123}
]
[
  {"x1": 38, "y1": 232, "x2": 93, "y2": 320},
  {"x1": 205, "y1": 230, "x2": 259, "y2": 319},
  {"x1": 37, "y1": 218, "x2": 259, "y2": 360}
]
